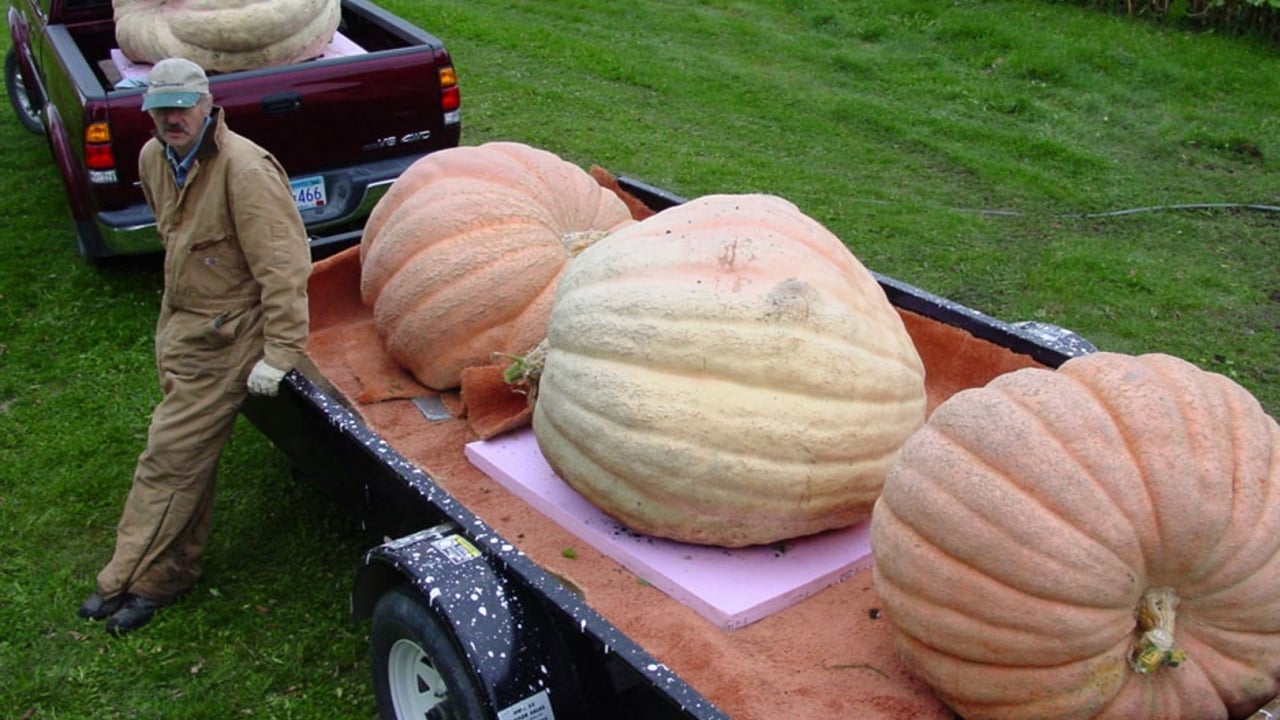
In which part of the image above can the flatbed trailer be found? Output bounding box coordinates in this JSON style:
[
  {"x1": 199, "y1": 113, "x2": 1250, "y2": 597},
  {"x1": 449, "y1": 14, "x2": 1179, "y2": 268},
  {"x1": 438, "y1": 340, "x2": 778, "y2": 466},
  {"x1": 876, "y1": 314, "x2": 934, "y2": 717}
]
[{"x1": 243, "y1": 177, "x2": 1270, "y2": 720}]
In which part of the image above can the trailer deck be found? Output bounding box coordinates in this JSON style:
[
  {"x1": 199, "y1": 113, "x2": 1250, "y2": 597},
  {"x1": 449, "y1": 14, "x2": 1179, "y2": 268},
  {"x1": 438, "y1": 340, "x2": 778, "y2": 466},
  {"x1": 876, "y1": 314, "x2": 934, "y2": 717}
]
[{"x1": 261, "y1": 190, "x2": 1086, "y2": 717}]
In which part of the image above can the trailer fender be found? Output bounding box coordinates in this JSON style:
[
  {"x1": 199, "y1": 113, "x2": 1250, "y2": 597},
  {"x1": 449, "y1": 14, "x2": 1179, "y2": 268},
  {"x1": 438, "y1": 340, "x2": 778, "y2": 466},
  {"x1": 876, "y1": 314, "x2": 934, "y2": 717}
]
[{"x1": 355, "y1": 523, "x2": 587, "y2": 720}]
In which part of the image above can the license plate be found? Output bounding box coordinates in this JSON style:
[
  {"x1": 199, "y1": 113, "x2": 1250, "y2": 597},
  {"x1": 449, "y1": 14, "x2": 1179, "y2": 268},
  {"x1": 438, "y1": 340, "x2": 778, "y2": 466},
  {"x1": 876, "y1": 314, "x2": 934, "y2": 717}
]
[{"x1": 290, "y1": 175, "x2": 327, "y2": 211}]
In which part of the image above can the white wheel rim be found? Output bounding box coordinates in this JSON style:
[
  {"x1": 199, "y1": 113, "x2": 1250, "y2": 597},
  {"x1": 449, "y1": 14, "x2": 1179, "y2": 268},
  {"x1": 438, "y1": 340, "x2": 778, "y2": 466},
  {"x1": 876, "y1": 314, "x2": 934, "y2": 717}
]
[
  {"x1": 387, "y1": 637, "x2": 449, "y2": 717},
  {"x1": 13, "y1": 73, "x2": 36, "y2": 118}
]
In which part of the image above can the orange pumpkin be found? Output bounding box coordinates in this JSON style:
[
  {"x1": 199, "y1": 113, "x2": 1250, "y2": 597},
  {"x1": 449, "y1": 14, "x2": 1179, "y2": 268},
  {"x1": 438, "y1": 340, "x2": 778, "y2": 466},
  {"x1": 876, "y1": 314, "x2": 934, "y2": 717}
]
[
  {"x1": 360, "y1": 141, "x2": 632, "y2": 390},
  {"x1": 532, "y1": 193, "x2": 927, "y2": 547},
  {"x1": 871, "y1": 351, "x2": 1280, "y2": 720}
]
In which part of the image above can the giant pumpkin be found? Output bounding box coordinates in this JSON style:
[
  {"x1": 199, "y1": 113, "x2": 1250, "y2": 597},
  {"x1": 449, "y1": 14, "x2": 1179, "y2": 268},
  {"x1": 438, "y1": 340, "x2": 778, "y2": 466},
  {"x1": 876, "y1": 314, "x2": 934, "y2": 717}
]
[
  {"x1": 531, "y1": 193, "x2": 928, "y2": 548},
  {"x1": 871, "y1": 351, "x2": 1280, "y2": 720},
  {"x1": 114, "y1": 0, "x2": 340, "y2": 73},
  {"x1": 360, "y1": 142, "x2": 632, "y2": 391}
]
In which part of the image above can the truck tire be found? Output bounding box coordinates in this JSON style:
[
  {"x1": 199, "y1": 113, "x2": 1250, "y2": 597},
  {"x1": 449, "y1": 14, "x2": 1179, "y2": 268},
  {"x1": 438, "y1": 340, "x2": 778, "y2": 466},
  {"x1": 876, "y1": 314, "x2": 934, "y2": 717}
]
[
  {"x1": 5, "y1": 48, "x2": 45, "y2": 135},
  {"x1": 370, "y1": 584, "x2": 491, "y2": 720}
]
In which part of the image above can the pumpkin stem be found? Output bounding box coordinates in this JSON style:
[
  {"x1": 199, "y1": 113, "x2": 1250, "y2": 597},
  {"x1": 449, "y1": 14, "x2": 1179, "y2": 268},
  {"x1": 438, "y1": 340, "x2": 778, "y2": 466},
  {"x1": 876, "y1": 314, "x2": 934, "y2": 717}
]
[
  {"x1": 1129, "y1": 586, "x2": 1186, "y2": 674},
  {"x1": 493, "y1": 339, "x2": 548, "y2": 405},
  {"x1": 562, "y1": 230, "x2": 611, "y2": 256}
]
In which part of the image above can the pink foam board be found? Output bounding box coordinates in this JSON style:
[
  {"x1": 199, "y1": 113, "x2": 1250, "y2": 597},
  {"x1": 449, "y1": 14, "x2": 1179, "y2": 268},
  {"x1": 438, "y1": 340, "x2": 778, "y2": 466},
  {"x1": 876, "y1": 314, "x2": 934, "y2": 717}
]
[
  {"x1": 465, "y1": 429, "x2": 874, "y2": 630},
  {"x1": 109, "y1": 49, "x2": 152, "y2": 86}
]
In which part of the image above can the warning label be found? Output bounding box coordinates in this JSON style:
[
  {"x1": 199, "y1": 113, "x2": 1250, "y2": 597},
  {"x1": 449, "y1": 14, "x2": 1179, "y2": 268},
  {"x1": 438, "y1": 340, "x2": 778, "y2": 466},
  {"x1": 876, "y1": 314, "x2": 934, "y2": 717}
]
[
  {"x1": 431, "y1": 535, "x2": 481, "y2": 565},
  {"x1": 497, "y1": 689, "x2": 554, "y2": 720}
]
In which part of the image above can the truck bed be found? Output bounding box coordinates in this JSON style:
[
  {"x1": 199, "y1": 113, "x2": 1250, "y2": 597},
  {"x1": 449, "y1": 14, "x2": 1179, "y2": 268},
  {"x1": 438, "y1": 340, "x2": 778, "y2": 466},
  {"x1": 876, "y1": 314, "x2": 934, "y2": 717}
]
[
  {"x1": 10, "y1": 0, "x2": 459, "y2": 258},
  {"x1": 56, "y1": 0, "x2": 457, "y2": 202},
  {"x1": 284, "y1": 203, "x2": 1075, "y2": 718}
]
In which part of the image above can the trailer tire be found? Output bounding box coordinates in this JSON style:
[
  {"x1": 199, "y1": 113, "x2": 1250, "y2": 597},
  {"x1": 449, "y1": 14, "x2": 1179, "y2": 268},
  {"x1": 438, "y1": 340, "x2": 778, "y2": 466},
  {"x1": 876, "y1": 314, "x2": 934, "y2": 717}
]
[
  {"x1": 5, "y1": 48, "x2": 45, "y2": 135},
  {"x1": 371, "y1": 584, "x2": 491, "y2": 720}
]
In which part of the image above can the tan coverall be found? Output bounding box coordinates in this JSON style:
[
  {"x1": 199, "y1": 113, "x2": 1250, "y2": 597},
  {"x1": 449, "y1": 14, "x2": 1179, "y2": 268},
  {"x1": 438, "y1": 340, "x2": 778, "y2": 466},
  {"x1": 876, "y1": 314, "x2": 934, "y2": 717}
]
[{"x1": 96, "y1": 108, "x2": 310, "y2": 602}]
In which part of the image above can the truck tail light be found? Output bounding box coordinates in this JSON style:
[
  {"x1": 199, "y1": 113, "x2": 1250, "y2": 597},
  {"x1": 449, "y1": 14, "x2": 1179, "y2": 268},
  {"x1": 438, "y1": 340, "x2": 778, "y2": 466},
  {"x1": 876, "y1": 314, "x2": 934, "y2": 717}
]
[
  {"x1": 85, "y1": 144, "x2": 114, "y2": 169},
  {"x1": 84, "y1": 121, "x2": 117, "y2": 172},
  {"x1": 439, "y1": 65, "x2": 460, "y2": 113}
]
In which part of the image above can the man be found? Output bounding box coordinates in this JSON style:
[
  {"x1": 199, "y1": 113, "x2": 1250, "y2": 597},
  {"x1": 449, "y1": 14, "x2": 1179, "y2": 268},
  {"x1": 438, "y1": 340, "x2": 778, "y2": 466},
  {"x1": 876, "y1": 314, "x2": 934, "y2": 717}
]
[{"x1": 78, "y1": 58, "x2": 311, "y2": 636}]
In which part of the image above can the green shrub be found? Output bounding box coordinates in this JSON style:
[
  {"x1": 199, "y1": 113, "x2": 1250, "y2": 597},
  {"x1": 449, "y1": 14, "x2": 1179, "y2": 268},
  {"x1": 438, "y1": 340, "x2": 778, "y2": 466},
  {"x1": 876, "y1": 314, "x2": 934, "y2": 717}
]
[{"x1": 1067, "y1": 0, "x2": 1280, "y2": 40}]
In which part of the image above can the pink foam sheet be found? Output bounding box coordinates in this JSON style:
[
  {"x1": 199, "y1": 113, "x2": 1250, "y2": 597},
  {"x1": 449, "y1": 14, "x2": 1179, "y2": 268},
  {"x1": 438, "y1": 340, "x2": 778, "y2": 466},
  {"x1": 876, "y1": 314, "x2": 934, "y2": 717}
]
[
  {"x1": 109, "y1": 32, "x2": 367, "y2": 87},
  {"x1": 465, "y1": 428, "x2": 874, "y2": 630}
]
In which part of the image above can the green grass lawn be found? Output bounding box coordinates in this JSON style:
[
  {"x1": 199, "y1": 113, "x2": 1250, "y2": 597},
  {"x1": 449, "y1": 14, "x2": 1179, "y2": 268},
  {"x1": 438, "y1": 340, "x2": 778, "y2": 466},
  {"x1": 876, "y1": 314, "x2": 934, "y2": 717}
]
[{"x1": 2, "y1": 0, "x2": 1277, "y2": 717}]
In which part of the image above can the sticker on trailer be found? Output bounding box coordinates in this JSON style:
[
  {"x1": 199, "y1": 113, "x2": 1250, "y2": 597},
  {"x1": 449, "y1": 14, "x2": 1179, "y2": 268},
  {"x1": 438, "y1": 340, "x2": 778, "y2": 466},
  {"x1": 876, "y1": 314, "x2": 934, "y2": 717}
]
[
  {"x1": 497, "y1": 689, "x2": 554, "y2": 720},
  {"x1": 431, "y1": 534, "x2": 481, "y2": 565}
]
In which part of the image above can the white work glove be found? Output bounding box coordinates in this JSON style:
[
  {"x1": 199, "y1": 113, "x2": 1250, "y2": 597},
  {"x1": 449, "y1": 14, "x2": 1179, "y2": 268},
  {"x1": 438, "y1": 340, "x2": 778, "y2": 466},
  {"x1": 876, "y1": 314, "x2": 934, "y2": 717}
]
[{"x1": 247, "y1": 359, "x2": 287, "y2": 397}]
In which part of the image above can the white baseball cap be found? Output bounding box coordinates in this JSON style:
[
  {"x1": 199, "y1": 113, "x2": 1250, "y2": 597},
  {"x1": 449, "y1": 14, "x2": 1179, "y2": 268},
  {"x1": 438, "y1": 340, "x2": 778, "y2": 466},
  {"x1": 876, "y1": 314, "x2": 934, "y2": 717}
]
[{"x1": 142, "y1": 58, "x2": 210, "y2": 111}]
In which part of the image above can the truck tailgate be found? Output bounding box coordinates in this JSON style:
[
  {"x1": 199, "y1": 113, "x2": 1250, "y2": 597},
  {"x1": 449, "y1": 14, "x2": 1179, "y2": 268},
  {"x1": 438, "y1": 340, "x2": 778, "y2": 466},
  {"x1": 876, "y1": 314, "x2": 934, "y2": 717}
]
[
  {"x1": 98, "y1": 42, "x2": 458, "y2": 185},
  {"x1": 216, "y1": 47, "x2": 457, "y2": 178}
]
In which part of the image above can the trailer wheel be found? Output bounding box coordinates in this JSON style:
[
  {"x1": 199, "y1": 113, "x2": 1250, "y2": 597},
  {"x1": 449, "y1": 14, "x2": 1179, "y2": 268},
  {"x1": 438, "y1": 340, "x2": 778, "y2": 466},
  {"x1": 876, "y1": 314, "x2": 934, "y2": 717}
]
[
  {"x1": 371, "y1": 584, "x2": 490, "y2": 720},
  {"x1": 5, "y1": 48, "x2": 45, "y2": 135}
]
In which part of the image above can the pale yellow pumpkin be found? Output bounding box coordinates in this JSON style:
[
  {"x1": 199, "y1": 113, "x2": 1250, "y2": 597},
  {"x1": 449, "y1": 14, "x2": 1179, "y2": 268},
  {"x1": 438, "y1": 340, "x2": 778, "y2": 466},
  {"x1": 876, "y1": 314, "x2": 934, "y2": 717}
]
[
  {"x1": 360, "y1": 141, "x2": 632, "y2": 391},
  {"x1": 114, "y1": 0, "x2": 340, "y2": 72},
  {"x1": 871, "y1": 351, "x2": 1280, "y2": 720},
  {"x1": 532, "y1": 193, "x2": 928, "y2": 548}
]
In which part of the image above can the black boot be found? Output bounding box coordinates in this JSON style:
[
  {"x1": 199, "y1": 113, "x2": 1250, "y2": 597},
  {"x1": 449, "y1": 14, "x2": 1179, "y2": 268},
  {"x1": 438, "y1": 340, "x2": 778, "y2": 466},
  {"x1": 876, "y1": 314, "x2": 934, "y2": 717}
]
[
  {"x1": 78, "y1": 592, "x2": 126, "y2": 621},
  {"x1": 105, "y1": 594, "x2": 172, "y2": 637}
]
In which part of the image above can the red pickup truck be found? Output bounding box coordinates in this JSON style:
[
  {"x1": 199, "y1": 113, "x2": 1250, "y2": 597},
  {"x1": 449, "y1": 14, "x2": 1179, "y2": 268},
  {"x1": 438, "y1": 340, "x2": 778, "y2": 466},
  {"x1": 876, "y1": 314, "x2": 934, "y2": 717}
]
[{"x1": 5, "y1": 0, "x2": 461, "y2": 260}]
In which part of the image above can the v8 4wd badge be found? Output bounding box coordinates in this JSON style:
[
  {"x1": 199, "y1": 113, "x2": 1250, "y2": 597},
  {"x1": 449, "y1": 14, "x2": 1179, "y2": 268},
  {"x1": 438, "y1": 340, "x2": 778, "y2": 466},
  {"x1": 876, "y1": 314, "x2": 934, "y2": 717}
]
[{"x1": 363, "y1": 129, "x2": 433, "y2": 151}]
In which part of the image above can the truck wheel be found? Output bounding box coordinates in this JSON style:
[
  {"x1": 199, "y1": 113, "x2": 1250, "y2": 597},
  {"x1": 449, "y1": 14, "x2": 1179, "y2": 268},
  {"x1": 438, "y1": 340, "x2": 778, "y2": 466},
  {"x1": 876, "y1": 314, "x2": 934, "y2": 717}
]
[
  {"x1": 5, "y1": 48, "x2": 45, "y2": 135},
  {"x1": 370, "y1": 584, "x2": 490, "y2": 720}
]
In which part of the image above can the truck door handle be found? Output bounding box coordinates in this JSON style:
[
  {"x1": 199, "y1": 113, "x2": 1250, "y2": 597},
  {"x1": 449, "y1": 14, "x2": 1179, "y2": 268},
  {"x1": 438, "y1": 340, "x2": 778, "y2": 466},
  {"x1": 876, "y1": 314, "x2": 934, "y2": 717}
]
[{"x1": 262, "y1": 92, "x2": 302, "y2": 114}]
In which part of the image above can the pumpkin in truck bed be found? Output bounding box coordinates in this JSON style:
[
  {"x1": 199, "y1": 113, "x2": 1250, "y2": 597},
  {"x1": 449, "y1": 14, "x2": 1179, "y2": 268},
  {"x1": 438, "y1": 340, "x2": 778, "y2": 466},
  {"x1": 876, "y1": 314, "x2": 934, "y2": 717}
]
[{"x1": 113, "y1": 0, "x2": 341, "y2": 72}]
